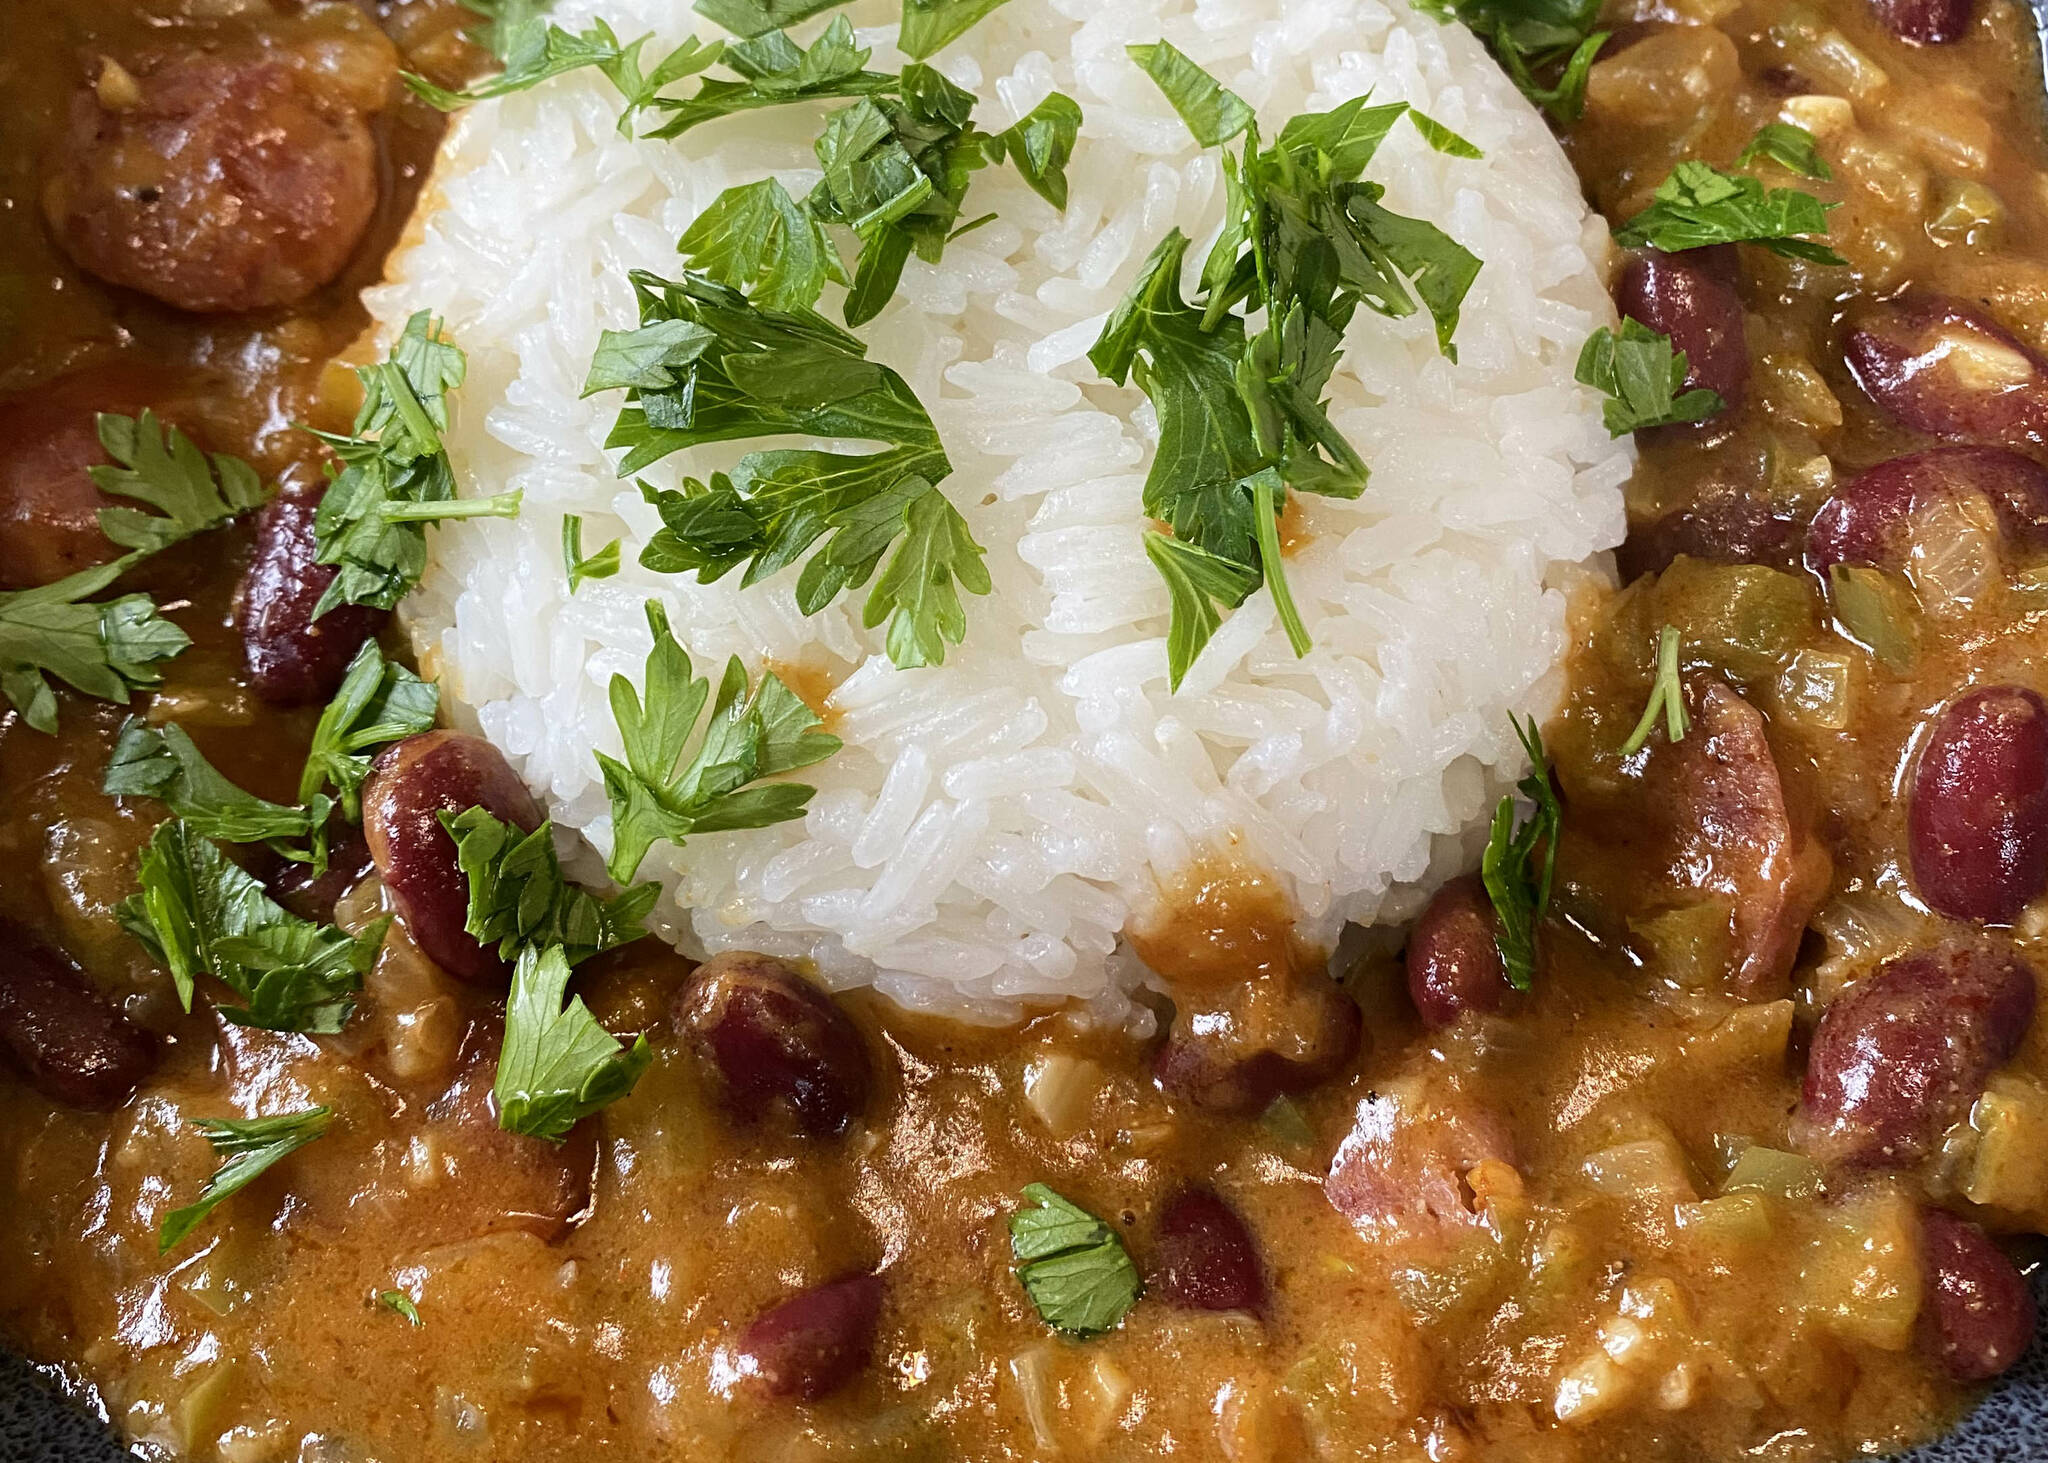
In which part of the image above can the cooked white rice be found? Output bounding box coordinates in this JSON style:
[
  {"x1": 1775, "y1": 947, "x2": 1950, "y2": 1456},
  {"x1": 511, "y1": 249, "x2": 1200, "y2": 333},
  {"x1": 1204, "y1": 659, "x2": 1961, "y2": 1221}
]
[{"x1": 366, "y1": 0, "x2": 1631, "y2": 1024}]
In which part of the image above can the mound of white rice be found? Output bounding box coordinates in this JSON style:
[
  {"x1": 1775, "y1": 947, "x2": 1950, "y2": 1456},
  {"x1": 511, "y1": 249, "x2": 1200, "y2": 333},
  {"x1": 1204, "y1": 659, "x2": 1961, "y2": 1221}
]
[{"x1": 367, "y1": 0, "x2": 1631, "y2": 1024}]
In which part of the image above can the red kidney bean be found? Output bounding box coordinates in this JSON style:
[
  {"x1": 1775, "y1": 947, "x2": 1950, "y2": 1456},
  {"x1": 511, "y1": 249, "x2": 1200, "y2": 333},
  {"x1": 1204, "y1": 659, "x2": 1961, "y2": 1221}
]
[
  {"x1": 1617, "y1": 248, "x2": 1748, "y2": 413},
  {"x1": 1616, "y1": 493, "x2": 1800, "y2": 582},
  {"x1": 1406, "y1": 875, "x2": 1510, "y2": 1028},
  {"x1": 735, "y1": 1273, "x2": 885, "y2": 1402},
  {"x1": 1869, "y1": 0, "x2": 1973, "y2": 43},
  {"x1": 1909, "y1": 686, "x2": 2048, "y2": 923},
  {"x1": 1153, "y1": 972, "x2": 1361, "y2": 1115},
  {"x1": 42, "y1": 51, "x2": 382, "y2": 312},
  {"x1": 238, "y1": 470, "x2": 389, "y2": 705},
  {"x1": 1845, "y1": 295, "x2": 2048, "y2": 448},
  {"x1": 416, "y1": 1031, "x2": 596, "y2": 1243},
  {"x1": 0, "y1": 927, "x2": 157, "y2": 1110},
  {"x1": 674, "y1": 952, "x2": 873, "y2": 1138},
  {"x1": 362, "y1": 732, "x2": 543, "y2": 986},
  {"x1": 1155, "y1": 1187, "x2": 1267, "y2": 1315},
  {"x1": 1795, "y1": 942, "x2": 2037, "y2": 1166},
  {"x1": 266, "y1": 824, "x2": 375, "y2": 924},
  {"x1": 1921, "y1": 1208, "x2": 2037, "y2": 1381},
  {"x1": 1806, "y1": 447, "x2": 2048, "y2": 575}
]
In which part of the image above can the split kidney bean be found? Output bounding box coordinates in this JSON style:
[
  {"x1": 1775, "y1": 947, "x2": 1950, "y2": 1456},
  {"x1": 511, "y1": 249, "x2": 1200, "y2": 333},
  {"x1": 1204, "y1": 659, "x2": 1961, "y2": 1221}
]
[
  {"x1": 1869, "y1": 0, "x2": 1972, "y2": 43},
  {"x1": 1806, "y1": 447, "x2": 2048, "y2": 575},
  {"x1": 1844, "y1": 295, "x2": 2048, "y2": 449},
  {"x1": 1909, "y1": 686, "x2": 2048, "y2": 924},
  {"x1": 1155, "y1": 1188, "x2": 1267, "y2": 1315},
  {"x1": 1406, "y1": 875, "x2": 1510, "y2": 1028},
  {"x1": 735, "y1": 1273, "x2": 884, "y2": 1402},
  {"x1": 674, "y1": 952, "x2": 873, "y2": 1138},
  {"x1": 1617, "y1": 247, "x2": 1748, "y2": 413},
  {"x1": 1795, "y1": 942, "x2": 2037, "y2": 1166},
  {"x1": 362, "y1": 732, "x2": 543, "y2": 985},
  {"x1": 0, "y1": 928, "x2": 157, "y2": 1110},
  {"x1": 1920, "y1": 1208, "x2": 2037, "y2": 1382},
  {"x1": 1153, "y1": 972, "x2": 1361, "y2": 1115},
  {"x1": 238, "y1": 468, "x2": 388, "y2": 705}
]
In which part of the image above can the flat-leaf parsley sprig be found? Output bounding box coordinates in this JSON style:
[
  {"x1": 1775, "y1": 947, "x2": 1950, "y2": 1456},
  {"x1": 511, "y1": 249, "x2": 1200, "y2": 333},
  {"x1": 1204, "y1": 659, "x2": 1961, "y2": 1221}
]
[
  {"x1": 1010, "y1": 1183, "x2": 1142, "y2": 1337},
  {"x1": 1097, "y1": 44, "x2": 1482, "y2": 688},
  {"x1": 160, "y1": 1107, "x2": 332, "y2": 1253},
  {"x1": 1480, "y1": 714, "x2": 1561, "y2": 991},
  {"x1": 1414, "y1": 0, "x2": 1608, "y2": 124},
  {"x1": 588, "y1": 270, "x2": 990, "y2": 669},
  {"x1": 0, "y1": 557, "x2": 191, "y2": 734},
  {"x1": 1575, "y1": 318, "x2": 1725, "y2": 435},
  {"x1": 495, "y1": 945, "x2": 652, "y2": 1140}
]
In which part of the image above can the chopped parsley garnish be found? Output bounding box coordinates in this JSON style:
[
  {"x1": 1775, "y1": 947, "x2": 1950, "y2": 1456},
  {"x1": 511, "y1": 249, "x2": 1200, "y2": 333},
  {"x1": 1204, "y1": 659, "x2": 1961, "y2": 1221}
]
[
  {"x1": 105, "y1": 720, "x2": 332, "y2": 859},
  {"x1": 986, "y1": 92, "x2": 1084, "y2": 209},
  {"x1": 0, "y1": 555, "x2": 190, "y2": 734},
  {"x1": 1009, "y1": 1183, "x2": 1142, "y2": 1337},
  {"x1": 563, "y1": 515, "x2": 624, "y2": 592},
  {"x1": 1614, "y1": 159, "x2": 1844, "y2": 265},
  {"x1": 1575, "y1": 318, "x2": 1725, "y2": 435},
  {"x1": 643, "y1": 18, "x2": 896, "y2": 138},
  {"x1": 589, "y1": 271, "x2": 990, "y2": 668},
  {"x1": 694, "y1": 0, "x2": 845, "y2": 38},
  {"x1": 159, "y1": 1106, "x2": 332, "y2": 1253},
  {"x1": 1736, "y1": 121, "x2": 1831, "y2": 180},
  {"x1": 90, "y1": 411, "x2": 267, "y2": 556},
  {"x1": 1480, "y1": 714, "x2": 1560, "y2": 991},
  {"x1": 376, "y1": 1290, "x2": 423, "y2": 1326},
  {"x1": 495, "y1": 945, "x2": 651, "y2": 1141},
  {"x1": 307, "y1": 312, "x2": 522, "y2": 617},
  {"x1": 678, "y1": 177, "x2": 848, "y2": 313},
  {"x1": 899, "y1": 0, "x2": 1014, "y2": 58},
  {"x1": 596, "y1": 600, "x2": 840, "y2": 882},
  {"x1": 441, "y1": 807, "x2": 658, "y2": 964},
  {"x1": 405, "y1": 15, "x2": 723, "y2": 131},
  {"x1": 1095, "y1": 57, "x2": 1481, "y2": 687},
  {"x1": 1620, "y1": 623, "x2": 1690, "y2": 755},
  {"x1": 300, "y1": 641, "x2": 441, "y2": 820},
  {"x1": 119, "y1": 819, "x2": 388, "y2": 1033},
  {"x1": 1414, "y1": 0, "x2": 1608, "y2": 123}
]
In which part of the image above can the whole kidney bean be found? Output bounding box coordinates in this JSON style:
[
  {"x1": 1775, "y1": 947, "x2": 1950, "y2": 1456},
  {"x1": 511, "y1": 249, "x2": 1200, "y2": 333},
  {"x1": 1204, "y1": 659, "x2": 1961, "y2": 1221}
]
[
  {"x1": 239, "y1": 468, "x2": 388, "y2": 705},
  {"x1": 1844, "y1": 295, "x2": 2048, "y2": 448},
  {"x1": 1806, "y1": 447, "x2": 2048, "y2": 575},
  {"x1": 1909, "y1": 686, "x2": 2048, "y2": 924},
  {"x1": 1155, "y1": 1187, "x2": 1267, "y2": 1315},
  {"x1": 674, "y1": 952, "x2": 873, "y2": 1137},
  {"x1": 362, "y1": 732, "x2": 543, "y2": 985},
  {"x1": 1869, "y1": 0, "x2": 1973, "y2": 43},
  {"x1": 265, "y1": 824, "x2": 375, "y2": 924},
  {"x1": 1406, "y1": 875, "x2": 1510, "y2": 1028},
  {"x1": 1920, "y1": 1208, "x2": 2037, "y2": 1382},
  {"x1": 1153, "y1": 972, "x2": 1361, "y2": 1114},
  {"x1": 0, "y1": 927, "x2": 157, "y2": 1110},
  {"x1": 734, "y1": 1273, "x2": 885, "y2": 1402},
  {"x1": 1617, "y1": 248, "x2": 1748, "y2": 413},
  {"x1": 1795, "y1": 942, "x2": 2037, "y2": 1167}
]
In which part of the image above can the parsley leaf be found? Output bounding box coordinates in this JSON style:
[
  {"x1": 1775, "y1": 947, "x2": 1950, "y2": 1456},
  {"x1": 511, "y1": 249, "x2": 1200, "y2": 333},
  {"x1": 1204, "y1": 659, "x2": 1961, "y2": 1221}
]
[
  {"x1": 1479, "y1": 714, "x2": 1560, "y2": 991},
  {"x1": 1736, "y1": 121, "x2": 1831, "y2": 180},
  {"x1": 563, "y1": 514, "x2": 624, "y2": 593},
  {"x1": 308, "y1": 312, "x2": 522, "y2": 617},
  {"x1": 118, "y1": 819, "x2": 387, "y2": 1031},
  {"x1": 643, "y1": 18, "x2": 896, "y2": 139},
  {"x1": 678, "y1": 176, "x2": 848, "y2": 312},
  {"x1": 160, "y1": 1107, "x2": 332, "y2": 1253},
  {"x1": 1408, "y1": 109, "x2": 1483, "y2": 159},
  {"x1": 1143, "y1": 531, "x2": 1261, "y2": 687},
  {"x1": 440, "y1": 807, "x2": 659, "y2": 964},
  {"x1": 1009, "y1": 1184, "x2": 1142, "y2": 1337},
  {"x1": 105, "y1": 720, "x2": 332, "y2": 857},
  {"x1": 986, "y1": 92, "x2": 1083, "y2": 210},
  {"x1": 90, "y1": 411, "x2": 267, "y2": 555},
  {"x1": 695, "y1": 0, "x2": 847, "y2": 37},
  {"x1": 1620, "y1": 623, "x2": 1690, "y2": 754},
  {"x1": 1575, "y1": 318, "x2": 1725, "y2": 435},
  {"x1": 299, "y1": 640, "x2": 441, "y2": 819},
  {"x1": 1127, "y1": 41, "x2": 1253, "y2": 146},
  {"x1": 376, "y1": 1290, "x2": 422, "y2": 1325},
  {"x1": 1614, "y1": 159, "x2": 1844, "y2": 265},
  {"x1": 0, "y1": 556, "x2": 190, "y2": 734},
  {"x1": 405, "y1": 15, "x2": 723, "y2": 132},
  {"x1": 596, "y1": 601, "x2": 839, "y2": 882},
  {"x1": 1414, "y1": 0, "x2": 1608, "y2": 123},
  {"x1": 496, "y1": 945, "x2": 651, "y2": 1141},
  {"x1": 900, "y1": 0, "x2": 1014, "y2": 59}
]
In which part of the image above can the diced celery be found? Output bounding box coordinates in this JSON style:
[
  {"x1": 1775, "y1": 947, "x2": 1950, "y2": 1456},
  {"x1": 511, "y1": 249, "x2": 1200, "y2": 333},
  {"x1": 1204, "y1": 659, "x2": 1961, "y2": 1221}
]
[
  {"x1": 1928, "y1": 179, "x2": 2005, "y2": 248},
  {"x1": 1582, "y1": 1132, "x2": 1699, "y2": 1202},
  {"x1": 1963, "y1": 1076, "x2": 2048, "y2": 1228},
  {"x1": 1676, "y1": 1191, "x2": 1774, "y2": 1247},
  {"x1": 1649, "y1": 559, "x2": 1824, "y2": 685},
  {"x1": 1631, "y1": 901, "x2": 1736, "y2": 989},
  {"x1": 1828, "y1": 564, "x2": 1920, "y2": 671},
  {"x1": 1777, "y1": 648, "x2": 1853, "y2": 730},
  {"x1": 1721, "y1": 1145, "x2": 1825, "y2": 1201},
  {"x1": 1801, "y1": 1185, "x2": 1922, "y2": 1350}
]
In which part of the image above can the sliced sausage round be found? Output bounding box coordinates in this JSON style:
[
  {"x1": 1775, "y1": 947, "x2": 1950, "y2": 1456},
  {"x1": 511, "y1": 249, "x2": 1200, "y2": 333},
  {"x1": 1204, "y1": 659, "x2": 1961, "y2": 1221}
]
[
  {"x1": 238, "y1": 469, "x2": 388, "y2": 705},
  {"x1": 1617, "y1": 248, "x2": 1748, "y2": 413},
  {"x1": 41, "y1": 52, "x2": 381, "y2": 313},
  {"x1": 674, "y1": 952, "x2": 872, "y2": 1138},
  {"x1": 362, "y1": 732, "x2": 543, "y2": 985},
  {"x1": 1406, "y1": 875, "x2": 1511, "y2": 1029},
  {"x1": 1155, "y1": 1187, "x2": 1267, "y2": 1315},
  {"x1": 1921, "y1": 1208, "x2": 2036, "y2": 1382},
  {"x1": 0, "y1": 928, "x2": 157, "y2": 1110},
  {"x1": 1806, "y1": 447, "x2": 2048, "y2": 575},
  {"x1": 1844, "y1": 295, "x2": 2048, "y2": 449},
  {"x1": 1794, "y1": 942, "x2": 2037, "y2": 1167},
  {"x1": 734, "y1": 1273, "x2": 885, "y2": 1402},
  {"x1": 1909, "y1": 686, "x2": 2048, "y2": 924}
]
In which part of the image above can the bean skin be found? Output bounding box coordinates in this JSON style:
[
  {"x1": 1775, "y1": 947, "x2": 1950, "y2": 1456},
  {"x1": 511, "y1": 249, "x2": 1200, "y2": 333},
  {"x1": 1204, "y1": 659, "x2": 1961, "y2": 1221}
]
[
  {"x1": 1795, "y1": 943, "x2": 2037, "y2": 1167},
  {"x1": 238, "y1": 471, "x2": 388, "y2": 706},
  {"x1": 1153, "y1": 974, "x2": 1362, "y2": 1114},
  {"x1": 1869, "y1": 0, "x2": 1973, "y2": 43},
  {"x1": 734, "y1": 1273, "x2": 885, "y2": 1402},
  {"x1": 1806, "y1": 447, "x2": 2048, "y2": 575},
  {"x1": 674, "y1": 952, "x2": 873, "y2": 1138},
  {"x1": 1617, "y1": 248, "x2": 1748, "y2": 413},
  {"x1": 266, "y1": 823, "x2": 375, "y2": 924},
  {"x1": 1844, "y1": 295, "x2": 2048, "y2": 449},
  {"x1": 0, "y1": 928, "x2": 157, "y2": 1110},
  {"x1": 1155, "y1": 1188, "x2": 1267, "y2": 1315},
  {"x1": 362, "y1": 732, "x2": 543, "y2": 986},
  {"x1": 1406, "y1": 875, "x2": 1510, "y2": 1029},
  {"x1": 1921, "y1": 1208, "x2": 2037, "y2": 1382},
  {"x1": 1909, "y1": 687, "x2": 2048, "y2": 924}
]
